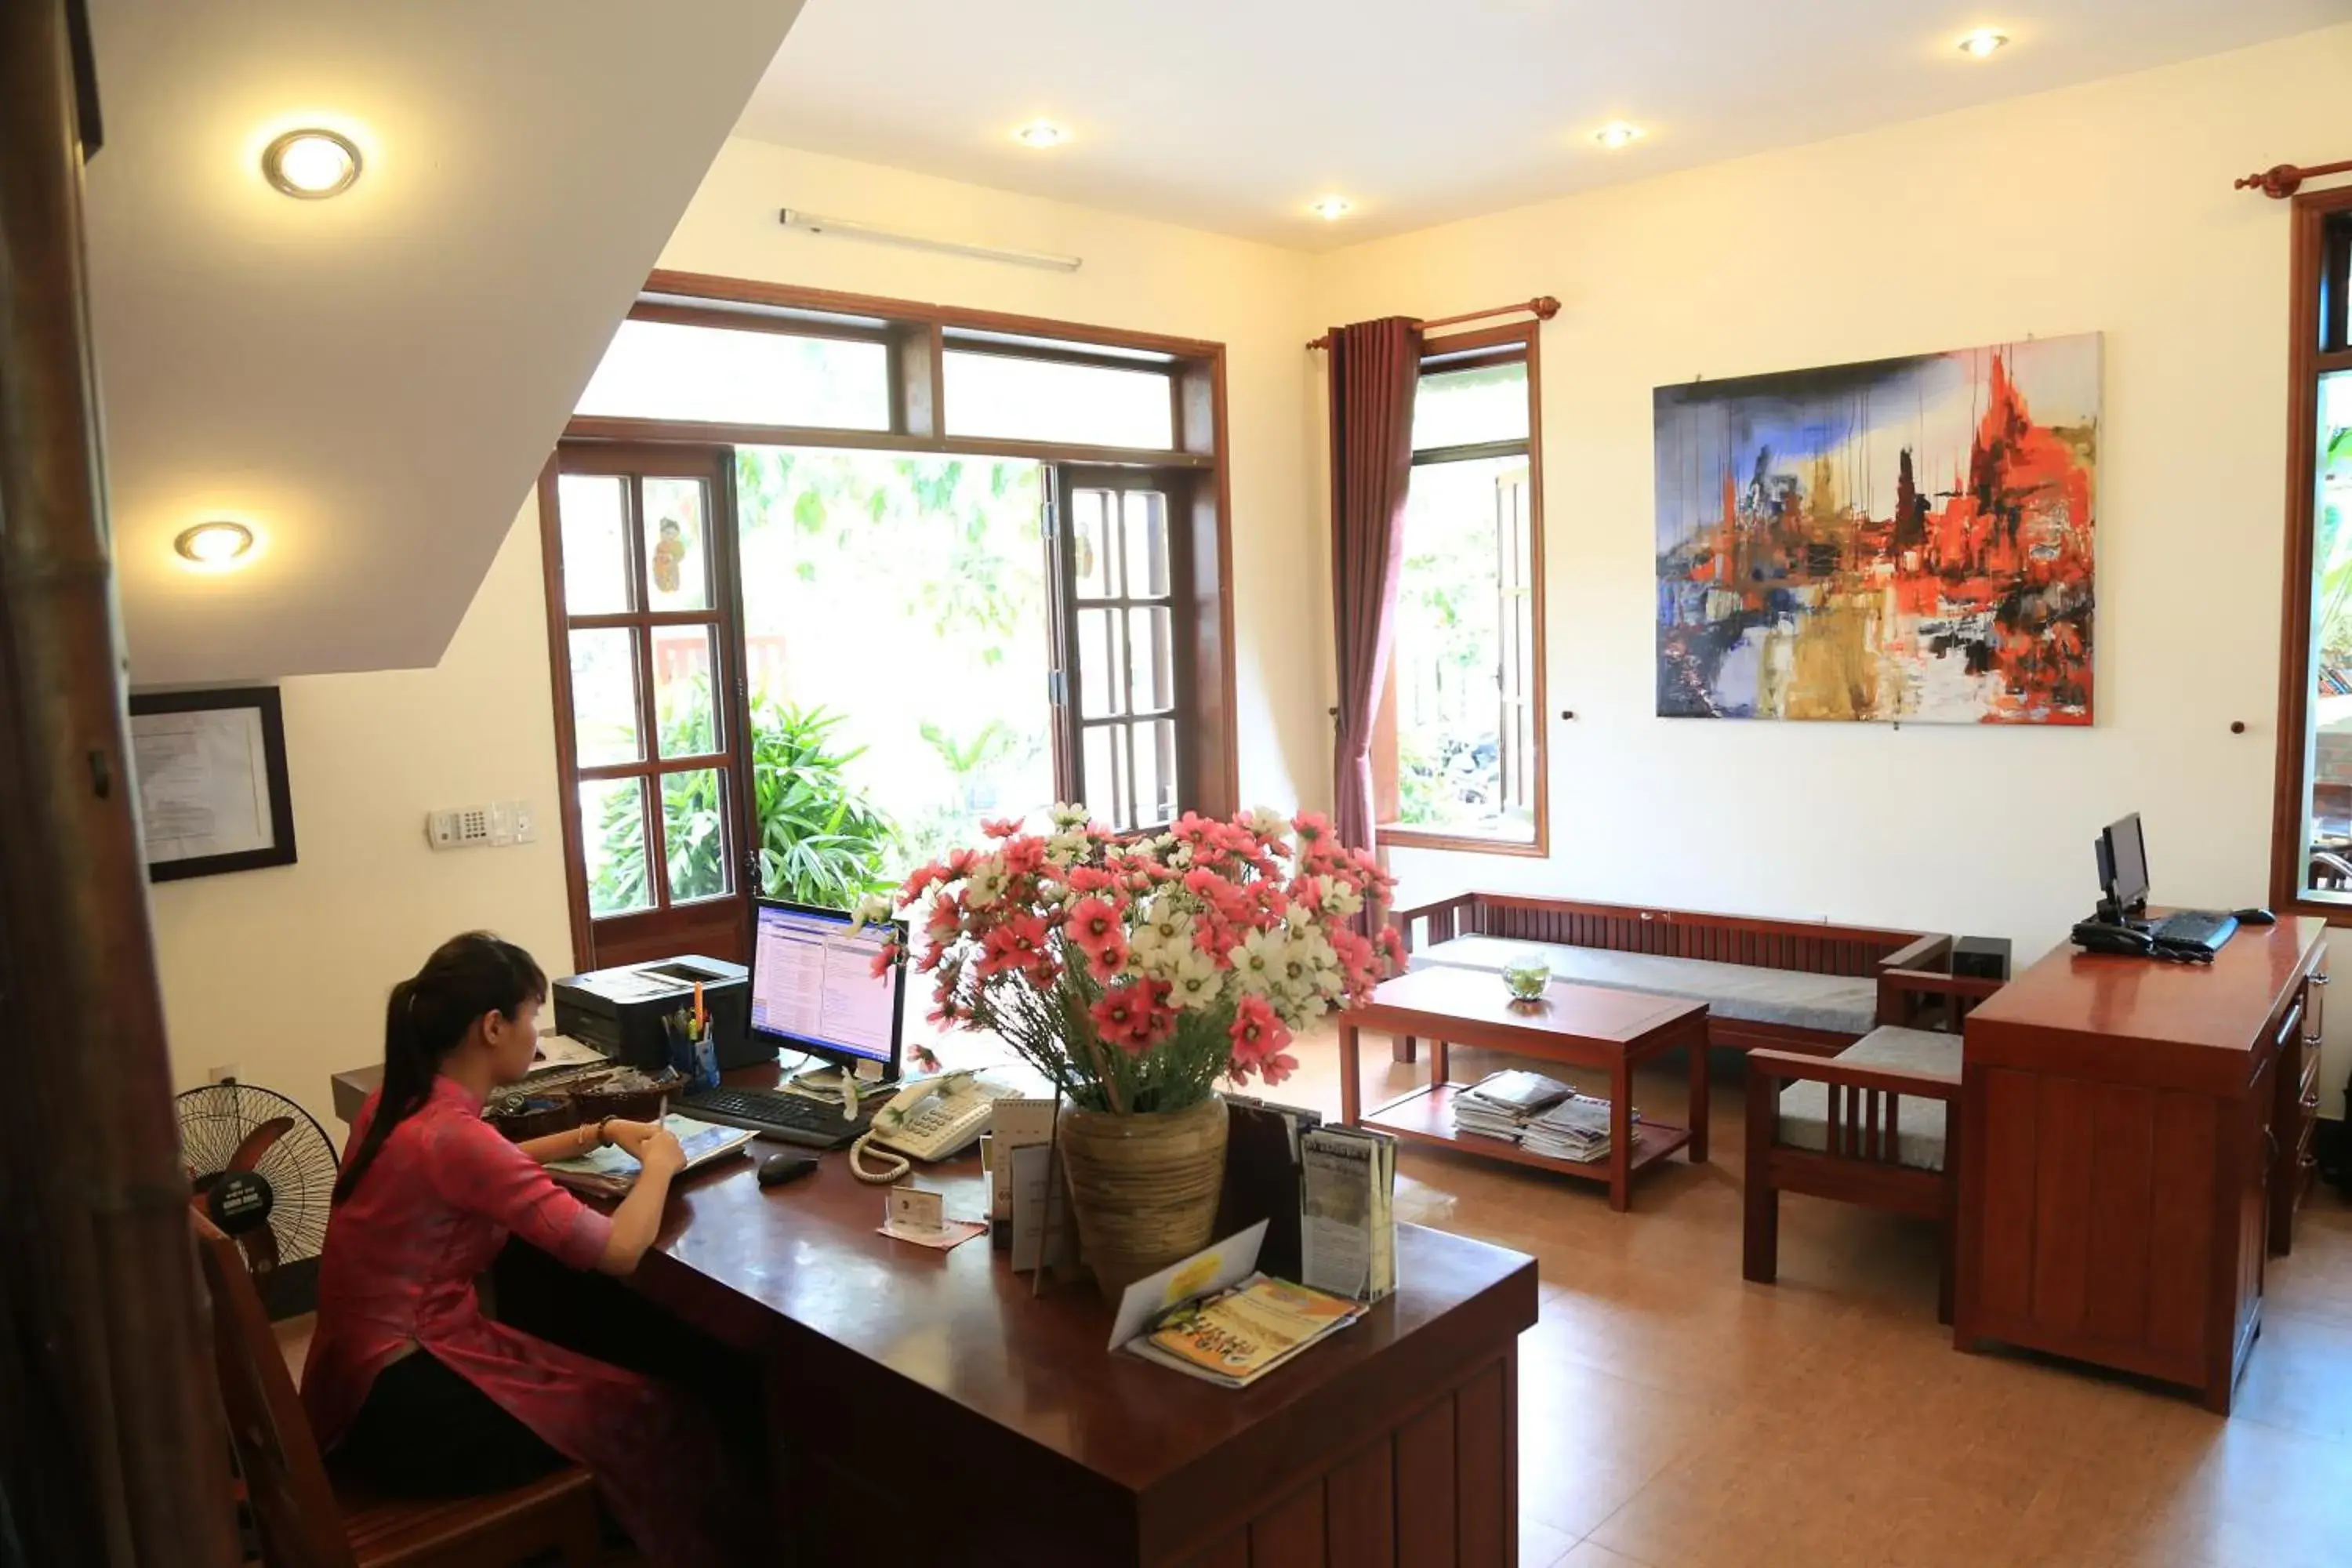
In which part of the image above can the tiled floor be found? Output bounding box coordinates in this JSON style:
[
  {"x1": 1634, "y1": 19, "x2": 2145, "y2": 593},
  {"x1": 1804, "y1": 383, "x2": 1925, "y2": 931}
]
[{"x1": 1275, "y1": 1021, "x2": 2352, "y2": 1568}]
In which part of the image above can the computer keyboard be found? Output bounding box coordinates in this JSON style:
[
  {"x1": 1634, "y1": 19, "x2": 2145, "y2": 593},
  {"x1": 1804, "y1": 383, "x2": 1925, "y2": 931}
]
[
  {"x1": 677, "y1": 1085, "x2": 880, "y2": 1149},
  {"x1": 2147, "y1": 909, "x2": 2239, "y2": 956}
]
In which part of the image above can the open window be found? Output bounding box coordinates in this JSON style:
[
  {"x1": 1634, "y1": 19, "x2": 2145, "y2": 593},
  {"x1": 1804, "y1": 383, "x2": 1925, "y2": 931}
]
[
  {"x1": 1374, "y1": 322, "x2": 1548, "y2": 855},
  {"x1": 2273, "y1": 188, "x2": 2352, "y2": 916}
]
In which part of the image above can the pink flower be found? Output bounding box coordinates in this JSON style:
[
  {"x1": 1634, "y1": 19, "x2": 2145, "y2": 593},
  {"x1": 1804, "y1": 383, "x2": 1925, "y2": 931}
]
[
  {"x1": 1065, "y1": 866, "x2": 1116, "y2": 895},
  {"x1": 898, "y1": 861, "x2": 951, "y2": 905},
  {"x1": 925, "y1": 892, "x2": 962, "y2": 946},
  {"x1": 1000, "y1": 837, "x2": 1047, "y2": 877},
  {"x1": 981, "y1": 816, "x2": 1023, "y2": 839},
  {"x1": 1092, "y1": 979, "x2": 1172, "y2": 1052},
  {"x1": 1228, "y1": 993, "x2": 1291, "y2": 1067},
  {"x1": 869, "y1": 942, "x2": 902, "y2": 980},
  {"x1": 979, "y1": 913, "x2": 1051, "y2": 980},
  {"x1": 1254, "y1": 1051, "x2": 1299, "y2": 1088}
]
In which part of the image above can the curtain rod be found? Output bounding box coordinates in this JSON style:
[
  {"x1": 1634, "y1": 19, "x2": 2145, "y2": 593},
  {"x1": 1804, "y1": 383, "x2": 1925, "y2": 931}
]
[
  {"x1": 1305, "y1": 296, "x2": 1559, "y2": 350},
  {"x1": 2237, "y1": 159, "x2": 2352, "y2": 198}
]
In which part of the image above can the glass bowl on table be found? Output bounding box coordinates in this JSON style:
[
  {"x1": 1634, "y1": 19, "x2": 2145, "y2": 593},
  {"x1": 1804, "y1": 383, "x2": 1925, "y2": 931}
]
[{"x1": 1499, "y1": 953, "x2": 1552, "y2": 1004}]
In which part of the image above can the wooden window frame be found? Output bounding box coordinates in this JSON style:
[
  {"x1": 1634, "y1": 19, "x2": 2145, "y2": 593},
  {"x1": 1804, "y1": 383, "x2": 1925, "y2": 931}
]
[
  {"x1": 541, "y1": 444, "x2": 753, "y2": 970},
  {"x1": 2270, "y1": 184, "x2": 2352, "y2": 921},
  {"x1": 542, "y1": 274, "x2": 1240, "y2": 962},
  {"x1": 1374, "y1": 321, "x2": 1551, "y2": 858}
]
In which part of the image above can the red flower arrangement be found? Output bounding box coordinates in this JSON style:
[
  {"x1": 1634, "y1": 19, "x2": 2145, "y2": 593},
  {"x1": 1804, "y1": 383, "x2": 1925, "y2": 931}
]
[{"x1": 860, "y1": 806, "x2": 1402, "y2": 1113}]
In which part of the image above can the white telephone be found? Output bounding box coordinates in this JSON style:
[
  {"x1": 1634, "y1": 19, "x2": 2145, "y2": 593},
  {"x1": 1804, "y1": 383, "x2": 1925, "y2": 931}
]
[{"x1": 849, "y1": 1072, "x2": 1000, "y2": 1185}]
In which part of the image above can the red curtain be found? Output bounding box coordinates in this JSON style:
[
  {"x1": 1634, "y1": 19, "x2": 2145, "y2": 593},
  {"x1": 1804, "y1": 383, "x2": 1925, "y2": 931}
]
[{"x1": 1325, "y1": 317, "x2": 1421, "y2": 853}]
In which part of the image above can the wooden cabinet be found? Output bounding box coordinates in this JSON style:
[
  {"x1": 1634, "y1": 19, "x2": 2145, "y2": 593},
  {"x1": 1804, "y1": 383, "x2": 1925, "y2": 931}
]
[{"x1": 1955, "y1": 919, "x2": 2325, "y2": 1414}]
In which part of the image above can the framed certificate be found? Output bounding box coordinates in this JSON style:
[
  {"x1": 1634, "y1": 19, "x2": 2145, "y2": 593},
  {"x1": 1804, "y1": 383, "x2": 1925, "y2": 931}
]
[{"x1": 128, "y1": 687, "x2": 297, "y2": 881}]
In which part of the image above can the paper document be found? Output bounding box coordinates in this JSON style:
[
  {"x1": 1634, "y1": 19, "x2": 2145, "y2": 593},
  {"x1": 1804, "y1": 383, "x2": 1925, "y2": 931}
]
[
  {"x1": 131, "y1": 708, "x2": 274, "y2": 862},
  {"x1": 1106, "y1": 1219, "x2": 1268, "y2": 1352}
]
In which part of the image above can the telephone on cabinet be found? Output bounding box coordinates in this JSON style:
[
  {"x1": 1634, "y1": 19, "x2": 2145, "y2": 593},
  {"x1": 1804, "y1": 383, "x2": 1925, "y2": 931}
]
[{"x1": 850, "y1": 1072, "x2": 1000, "y2": 1185}]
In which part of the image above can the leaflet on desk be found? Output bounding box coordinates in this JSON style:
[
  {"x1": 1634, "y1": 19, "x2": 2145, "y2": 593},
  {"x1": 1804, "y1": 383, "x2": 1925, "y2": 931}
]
[{"x1": 1299, "y1": 1126, "x2": 1398, "y2": 1303}]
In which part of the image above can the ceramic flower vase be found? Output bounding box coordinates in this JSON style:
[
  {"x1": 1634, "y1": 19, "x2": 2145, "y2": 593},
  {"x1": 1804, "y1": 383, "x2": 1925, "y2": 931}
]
[{"x1": 1056, "y1": 1094, "x2": 1229, "y2": 1305}]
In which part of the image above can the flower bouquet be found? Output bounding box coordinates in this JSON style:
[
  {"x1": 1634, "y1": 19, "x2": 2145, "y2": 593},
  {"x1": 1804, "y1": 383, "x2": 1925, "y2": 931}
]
[{"x1": 863, "y1": 804, "x2": 1402, "y2": 1295}]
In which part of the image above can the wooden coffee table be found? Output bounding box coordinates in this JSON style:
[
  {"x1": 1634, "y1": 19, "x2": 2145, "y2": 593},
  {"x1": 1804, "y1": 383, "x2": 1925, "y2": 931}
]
[{"x1": 1338, "y1": 966, "x2": 1711, "y2": 1211}]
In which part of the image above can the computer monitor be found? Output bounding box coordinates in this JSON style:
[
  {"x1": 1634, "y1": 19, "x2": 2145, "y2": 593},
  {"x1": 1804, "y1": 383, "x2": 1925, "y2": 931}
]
[
  {"x1": 2096, "y1": 813, "x2": 2152, "y2": 918},
  {"x1": 747, "y1": 898, "x2": 906, "y2": 1078}
]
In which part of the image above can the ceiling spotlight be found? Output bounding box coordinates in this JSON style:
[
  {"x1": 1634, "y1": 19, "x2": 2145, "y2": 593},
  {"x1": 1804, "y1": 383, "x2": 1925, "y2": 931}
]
[
  {"x1": 1012, "y1": 120, "x2": 1068, "y2": 149},
  {"x1": 1310, "y1": 195, "x2": 1354, "y2": 221},
  {"x1": 1592, "y1": 122, "x2": 1646, "y2": 151},
  {"x1": 262, "y1": 129, "x2": 361, "y2": 198},
  {"x1": 1957, "y1": 28, "x2": 2010, "y2": 59},
  {"x1": 175, "y1": 521, "x2": 256, "y2": 568}
]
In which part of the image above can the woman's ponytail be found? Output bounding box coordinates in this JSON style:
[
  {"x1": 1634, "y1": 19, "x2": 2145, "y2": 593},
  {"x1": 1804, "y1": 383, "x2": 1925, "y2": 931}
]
[{"x1": 333, "y1": 934, "x2": 546, "y2": 1203}]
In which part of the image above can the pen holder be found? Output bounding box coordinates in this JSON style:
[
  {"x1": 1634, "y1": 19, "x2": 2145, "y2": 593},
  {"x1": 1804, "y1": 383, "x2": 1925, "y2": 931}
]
[{"x1": 662, "y1": 1014, "x2": 720, "y2": 1094}]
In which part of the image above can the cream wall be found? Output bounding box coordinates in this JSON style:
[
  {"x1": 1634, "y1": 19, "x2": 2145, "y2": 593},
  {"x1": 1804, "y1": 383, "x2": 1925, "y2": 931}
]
[
  {"x1": 659, "y1": 139, "x2": 1324, "y2": 812},
  {"x1": 147, "y1": 500, "x2": 575, "y2": 1131},
  {"x1": 1308, "y1": 25, "x2": 2352, "y2": 1108}
]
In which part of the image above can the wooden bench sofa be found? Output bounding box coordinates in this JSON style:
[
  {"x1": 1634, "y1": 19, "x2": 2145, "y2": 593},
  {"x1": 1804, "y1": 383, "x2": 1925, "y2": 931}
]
[{"x1": 1385, "y1": 891, "x2": 1965, "y2": 1064}]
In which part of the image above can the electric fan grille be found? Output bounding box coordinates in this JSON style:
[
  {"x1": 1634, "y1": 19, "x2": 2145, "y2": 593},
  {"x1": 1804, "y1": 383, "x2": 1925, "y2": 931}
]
[{"x1": 176, "y1": 1080, "x2": 339, "y2": 1274}]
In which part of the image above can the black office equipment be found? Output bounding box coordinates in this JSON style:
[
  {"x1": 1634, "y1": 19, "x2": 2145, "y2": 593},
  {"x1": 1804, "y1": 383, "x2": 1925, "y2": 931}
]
[
  {"x1": 1952, "y1": 936, "x2": 2013, "y2": 982},
  {"x1": 676, "y1": 1083, "x2": 883, "y2": 1149},
  {"x1": 757, "y1": 1152, "x2": 821, "y2": 1188},
  {"x1": 554, "y1": 955, "x2": 751, "y2": 1069},
  {"x1": 2090, "y1": 814, "x2": 2240, "y2": 956}
]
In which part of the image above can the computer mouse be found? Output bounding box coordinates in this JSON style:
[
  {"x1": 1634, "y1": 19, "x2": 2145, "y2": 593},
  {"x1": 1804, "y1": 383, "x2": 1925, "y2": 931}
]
[
  {"x1": 2234, "y1": 907, "x2": 2278, "y2": 926},
  {"x1": 757, "y1": 1152, "x2": 819, "y2": 1188}
]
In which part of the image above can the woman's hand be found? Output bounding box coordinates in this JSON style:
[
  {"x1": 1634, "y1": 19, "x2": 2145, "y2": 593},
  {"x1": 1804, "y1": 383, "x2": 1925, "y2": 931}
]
[
  {"x1": 601, "y1": 1119, "x2": 664, "y2": 1156},
  {"x1": 637, "y1": 1127, "x2": 688, "y2": 1178}
]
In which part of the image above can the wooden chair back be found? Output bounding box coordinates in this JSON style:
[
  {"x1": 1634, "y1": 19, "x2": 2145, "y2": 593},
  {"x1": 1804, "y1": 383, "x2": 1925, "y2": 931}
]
[{"x1": 191, "y1": 1211, "x2": 358, "y2": 1568}]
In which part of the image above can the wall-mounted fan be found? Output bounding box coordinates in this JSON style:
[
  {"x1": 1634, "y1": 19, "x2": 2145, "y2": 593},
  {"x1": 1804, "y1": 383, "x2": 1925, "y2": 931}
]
[{"x1": 177, "y1": 1080, "x2": 339, "y2": 1318}]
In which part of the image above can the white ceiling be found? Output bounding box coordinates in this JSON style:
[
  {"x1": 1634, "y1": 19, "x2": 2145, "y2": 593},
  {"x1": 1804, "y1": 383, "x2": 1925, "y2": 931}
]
[
  {"x1": 738, "y1": 0, "x2": 2352, "y2": 247},
  {"x1": 89, "y1": 0, "x2": 805, "y2": 685}
]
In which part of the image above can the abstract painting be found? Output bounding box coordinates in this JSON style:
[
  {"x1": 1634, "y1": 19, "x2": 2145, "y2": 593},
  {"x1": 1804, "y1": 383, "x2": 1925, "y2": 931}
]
[{"x1": 1655, "y1": 335, "x2": 2098, "y2": 724}]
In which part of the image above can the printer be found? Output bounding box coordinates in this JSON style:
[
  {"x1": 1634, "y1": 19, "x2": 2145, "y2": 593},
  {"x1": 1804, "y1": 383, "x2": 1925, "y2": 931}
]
[{"x1": 552, "y1": 954, "x2": 756, "y2": 1070}]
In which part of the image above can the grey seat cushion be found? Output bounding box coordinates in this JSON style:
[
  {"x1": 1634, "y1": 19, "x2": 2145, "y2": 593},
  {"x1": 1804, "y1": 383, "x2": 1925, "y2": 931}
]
[
  {"x1": 1775, "y1": 1025, "x2": 1960, "y2": 1172},
  {"x1": 1412, "y1": 933, "x2": 1879, "y2": 1036}
]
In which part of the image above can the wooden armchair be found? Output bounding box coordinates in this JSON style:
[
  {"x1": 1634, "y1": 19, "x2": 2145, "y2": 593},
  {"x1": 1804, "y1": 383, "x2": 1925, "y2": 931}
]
[
  {"x1": 1742, "y1": 972, "x2": 2003, "y2": 1323},
  {"x1": 191, "y1": 1213, "x2": 603, "y2": 1568}
]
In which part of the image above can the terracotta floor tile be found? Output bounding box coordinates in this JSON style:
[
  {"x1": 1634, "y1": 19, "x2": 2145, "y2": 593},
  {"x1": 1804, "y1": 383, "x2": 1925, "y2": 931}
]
[{"x1": 1270, "y1": 1024, "x2": 2352, "y2": 1564}]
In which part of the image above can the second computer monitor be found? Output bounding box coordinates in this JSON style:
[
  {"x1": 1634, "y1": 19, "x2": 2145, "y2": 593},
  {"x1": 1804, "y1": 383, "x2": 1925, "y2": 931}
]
[
  {"x1": 747, "y1": 898, "x2": 906, "y2": 1079},
  {"x1": 2098, "y1": 812, "x2": 2152, "y2": 916}
]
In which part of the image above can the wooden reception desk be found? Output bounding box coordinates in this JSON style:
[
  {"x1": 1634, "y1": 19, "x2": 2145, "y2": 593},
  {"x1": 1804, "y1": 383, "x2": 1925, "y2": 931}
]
[{"x1": 1955, "y1": 916, "x2": 2327, "y2": 1413}]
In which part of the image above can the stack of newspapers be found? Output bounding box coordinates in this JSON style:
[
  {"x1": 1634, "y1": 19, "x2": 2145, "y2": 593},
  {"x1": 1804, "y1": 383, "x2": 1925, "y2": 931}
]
[
  {"x1": 1522, "y1": 1093, "x2": 1622, "y2": 1163},
  {"x1": 1450, "y1": 1069, "x2": 1573, "y2": 1143}
]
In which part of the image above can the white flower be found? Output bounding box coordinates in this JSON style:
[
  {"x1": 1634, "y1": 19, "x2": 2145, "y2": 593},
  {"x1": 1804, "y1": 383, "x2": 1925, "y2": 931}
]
[
  {"x1": 1167, "y1": 840, "x2": 1194, "y2": 869},
  {"x1": 850, "y1": 893, "x2": 895, "y2": 931},
  {"x1": 1325, "y1": 880, "x2": 1364, "y2": 919},
  {"x1": 964, "y1": 858, "x2": 1008, "y2": 910},
  {"x1": 1232, "y1": 927, "x2": 1284, "y2": 996},
  {"x1": 1050, "y1": 802, "x2": 1091, "y2": 829},
  {"x1": 1044, "y1": 829, "x2": 1091, "y2": 867},
  {"x1": 1246, "y1": 807, "x2": 1291, "y2": 845},
  {"x1": 1167, "y1": 945, "x2": 1223, "y2": 1008}
]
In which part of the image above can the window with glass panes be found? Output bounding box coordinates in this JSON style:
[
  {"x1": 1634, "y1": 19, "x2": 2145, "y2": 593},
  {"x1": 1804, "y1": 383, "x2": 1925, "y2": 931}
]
[
  {"x1": 1376, "y1": 322, "x2": 1548, "y2": 854},
  {"x1": 545, "y1": 445, "x2": 746, "y2": 967},
  {"x1": 2273, "y1": 189, "x2": 2352, "y2": 914}
]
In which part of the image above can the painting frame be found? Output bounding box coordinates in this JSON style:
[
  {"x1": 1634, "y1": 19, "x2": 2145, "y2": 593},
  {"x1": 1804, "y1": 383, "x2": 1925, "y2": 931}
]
[
  {"x1": 1653, "y1": 333, "x2": 2100, "y2": 726},
  {"x1": 127, "y1": 686, "x2": 298, "y2": 882}
]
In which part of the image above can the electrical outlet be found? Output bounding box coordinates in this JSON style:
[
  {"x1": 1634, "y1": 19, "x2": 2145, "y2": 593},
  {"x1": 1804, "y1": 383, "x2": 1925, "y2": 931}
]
[
  {"x1": 208, "y1": 1062, "x2": 240, "y2": 1084},
  {"x1": 510, "y1": 798, "x2": 538, "y2": 844},
  {"x1": 490, "y1": 801, "x2": 517, "y2": 847}
]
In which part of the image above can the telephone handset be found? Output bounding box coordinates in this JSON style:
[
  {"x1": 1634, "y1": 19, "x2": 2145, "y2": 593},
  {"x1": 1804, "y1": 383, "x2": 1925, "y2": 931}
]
[{"x1": 849, "y1": 1072, "x2": 998, "y2": 1185}]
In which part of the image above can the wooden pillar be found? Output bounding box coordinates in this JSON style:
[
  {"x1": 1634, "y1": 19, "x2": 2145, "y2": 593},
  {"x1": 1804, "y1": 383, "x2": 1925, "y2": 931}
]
[{"x1": 0, "y1": 3, "x2": 241, "y2": 1564}]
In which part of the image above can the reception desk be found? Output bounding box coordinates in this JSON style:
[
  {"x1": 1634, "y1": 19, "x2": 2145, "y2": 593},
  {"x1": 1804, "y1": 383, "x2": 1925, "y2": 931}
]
[
  {"x1": 1955, "y1": 917, "x2": 2326, "y2": 1413},
  {"x1": 328, "y1": 1066, "x2": 1540, "y2": 1565}
]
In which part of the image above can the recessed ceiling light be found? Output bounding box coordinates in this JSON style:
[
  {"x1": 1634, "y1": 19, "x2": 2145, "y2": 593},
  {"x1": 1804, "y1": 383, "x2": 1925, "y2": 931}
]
[
  {"x1": 175, "y1": 521, "x2": 256, "y2": 568},
  {"x1": 1012, "y1": 120, "x2": 1068, "y2": 149},
  {"x1": 1592, "y1": 122, "x2": 1646, "y2": 151},
  {"x1": 1310, "y1": 195, "x2": 1353, "y2": 221},
  {"x1": 262, "y1": 129, "x2": 361, "y2": 198},
  {"x1": 1957, "y1": 28, "x2": 2010, "y2": 59}
]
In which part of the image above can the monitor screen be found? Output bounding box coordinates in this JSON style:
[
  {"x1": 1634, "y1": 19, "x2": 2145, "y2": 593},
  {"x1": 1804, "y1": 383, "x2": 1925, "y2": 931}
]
[
  {"x1": 748, "y1": 899, "x2": 904, "y2": 1073},
  {"x1": 2101, "y1": 813, "x2": 2151, "y2": 912}
]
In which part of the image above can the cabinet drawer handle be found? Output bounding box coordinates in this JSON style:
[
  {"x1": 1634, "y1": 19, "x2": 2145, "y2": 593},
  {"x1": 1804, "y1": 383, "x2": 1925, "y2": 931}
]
[
  {"x1": 2276, "y1": 1002, "x2": 2305, "y2": 1047},
  {"x1": 2303, "y1": 1091, "x2": 2323, "y2": 1112},
  {"x1": 2314, "y1": 972, "x2": 2332, "y2": 986}
]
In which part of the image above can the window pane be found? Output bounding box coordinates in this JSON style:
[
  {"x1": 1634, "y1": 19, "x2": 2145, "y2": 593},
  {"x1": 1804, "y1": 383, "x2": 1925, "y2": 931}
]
[
  {"x1": 1412, "y1": 358, "x2": 1529, "y2": 452},
  {"x1": 1122, "y1": 490, "x2": 1170, "y2": 598},
  {"x1": 1077, "y1": 608, "x2": 1122, "y2": 718},
  {"x1": 662, "y1": 768, "x2": 732, "y2": 903},
  {"x1": 575, "y1": 318, "x2": 890, "y2": 430},
  {"x1": 581, "y1": 778, "x2": 652, "y2": 916},
  {"x1": 2301, "y1": 368, "x2": 2352, "y2": 900},
  {"x1": 568, "y1": 628, "x2": 642, "y2": 766},
  {"x1": 1082, "y1": 725, "x2": 1126, "y2": 831},
  {"x1": 557, "y1": 474, "x2": 633, "y2": 614},
  {"x1": 943, "y1": 352, "x2": 1175, "y2": 449},
  {"x1": 650, "y1": 625, "x2": 718, "y2": 757},
  {"x1": 1127, "y1": 607, "x2": 1173, "y2": 713},
  {"x1": 1073, "y1": 488, "x2": 1113, "y2": 599},
  {"x1": 1392, "y1": 455, "x2": 1534, "y2": 840},
  {"x1": 642, "y1": 477, "x2": 711, "y2": 612},
  {"x1": 1131, "y1": 718, "x2": 1175, "y2": 828}
]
